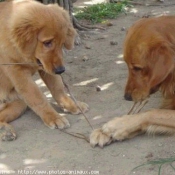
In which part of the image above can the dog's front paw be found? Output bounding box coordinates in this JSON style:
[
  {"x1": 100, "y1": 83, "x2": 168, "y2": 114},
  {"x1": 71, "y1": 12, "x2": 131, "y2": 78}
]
[
  {"x1": 90, "y1": 115, "x2": 144, "y2": 147},
  {"x1": 90, "y1": 117, "x2": 130, "y2": 148},
  {"x1": 59, "y1": 96, "x2": 89, "y2": 115},
  {"x1": 70, "y1": 101, "x2": 89, "y2": 114},
  {"x1": 43, "y1": 115, "x2": 70, "y2": 129},
  {"x1": 0, "y1": 123, "x2": 17, "y2": 141},
  {"x1": 90, "y1": 128, "x2": 112, "y2": 148}
]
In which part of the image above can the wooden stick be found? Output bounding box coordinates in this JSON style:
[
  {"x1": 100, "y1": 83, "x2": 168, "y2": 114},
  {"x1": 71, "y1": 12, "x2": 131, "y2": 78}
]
[
  {"x1": 134, "y1": 99, "x2": 148, "y2": 114},
  {"x1": 61, "y1": 130, "x2": 90, "y2": 143},
  {"x1": 127, "y1": 102, "x2": 137, "y2": 115},
  {"x1": 61, "y1": 75, "x2": 94, "y2": 130},
  {"x1": 59, "y1": 75, "x2": 94, "y2": 143},
  {"x1": 128, "y1": 99, "x2": 148, "y2": 115}
]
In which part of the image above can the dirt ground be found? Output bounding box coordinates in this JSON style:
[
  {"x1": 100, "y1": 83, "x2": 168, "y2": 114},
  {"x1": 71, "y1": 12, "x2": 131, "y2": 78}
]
[{"x1": 1, "y1": 0, "x2": 175, "y2": 175}]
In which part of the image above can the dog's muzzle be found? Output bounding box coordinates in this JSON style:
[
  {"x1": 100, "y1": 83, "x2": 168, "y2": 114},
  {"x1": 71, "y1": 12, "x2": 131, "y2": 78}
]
[{"x1": 54, "y1": 66, "x2": 65, "y2": 74}]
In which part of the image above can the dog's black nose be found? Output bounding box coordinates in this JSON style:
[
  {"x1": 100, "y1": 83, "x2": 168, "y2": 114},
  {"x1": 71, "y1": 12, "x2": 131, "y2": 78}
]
[
  {"x1": 124, "y1": 93, "x2": 133, "y2": 101},
  {"x1": 54, "y1": 66, "x2": 65, "y2": 74}
]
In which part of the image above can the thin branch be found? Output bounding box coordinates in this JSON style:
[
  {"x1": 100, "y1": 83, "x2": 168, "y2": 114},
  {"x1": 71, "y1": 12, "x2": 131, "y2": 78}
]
[
  {"x1": 61, "y1": 130, "x2": 90, "y2": 143},
  {"x1": 61, "y1": 75, "x2": 94, "y2": 130},
  {"x1": 127, "y1": 99, "x2": 148, "y2": 115}
]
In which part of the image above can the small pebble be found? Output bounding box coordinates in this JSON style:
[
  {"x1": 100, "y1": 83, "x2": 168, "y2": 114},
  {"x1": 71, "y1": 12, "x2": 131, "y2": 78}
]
[
  {"x1": 149, "y1": 167, "x2": 155, "y2": 171},
  {"x1": 97, "y1": 35, "x2": 108, "y2": 40},
  {"x1": 85, "y1": 45, "x2": 91, "y2": 49},
  {"x1": 145, "y1": 152, "x2": 153, "y2": 159},
  {"x1": 82, "y1": 56, "x2": 89, "y2": 62},
  {"x1": 106, "y1": 22, "x2": 113, "y2": 26},
  {"x1": 97, "y1": 37, "x2": 105, "y2": 40},
  {"x1": 96, "y1": 86, "x2": 101, "y2": 92},
  {"x1": 110, "y1": 41, "x2": 118, "y2": 45},
  {"x1": 121, "y1": 27, "x2": 126, "y2": 31},
  {"x1": 158, "y1": 143, "x2": 163, "y2": 147}
]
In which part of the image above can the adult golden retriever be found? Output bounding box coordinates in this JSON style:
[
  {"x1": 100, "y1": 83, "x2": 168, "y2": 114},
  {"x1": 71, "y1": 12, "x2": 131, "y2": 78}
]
[
  {"x1": 0, "y1": 0, "x2": 88, "y2": 141},
  {"x1": 90, "y1": 16, "x2": 175, "y2": 147}
]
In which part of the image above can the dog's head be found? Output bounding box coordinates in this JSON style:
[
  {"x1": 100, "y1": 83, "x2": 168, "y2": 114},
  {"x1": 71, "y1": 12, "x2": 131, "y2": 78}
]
[
  {"x1": 123, "y1": 18, "x2": 174, "y2": 102},
  {"x1": 11, "y1": 1, "x2": 76, "y2": 75}
]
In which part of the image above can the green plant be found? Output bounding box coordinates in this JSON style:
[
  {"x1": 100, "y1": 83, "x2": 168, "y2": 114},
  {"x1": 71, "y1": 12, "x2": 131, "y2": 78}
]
[
  {"x1": 132, "y1": 157, "x2": 175, "y2": 175},
  {"x1": 74, "y1": 1, "x2": 129, "y2": 24}
]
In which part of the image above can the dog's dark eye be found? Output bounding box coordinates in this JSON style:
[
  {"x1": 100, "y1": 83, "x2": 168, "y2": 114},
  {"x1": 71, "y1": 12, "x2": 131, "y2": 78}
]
[
  {"x1": 43, "y1": 40, "x2": 52, "y2": 48},
  {"x1": 133, "y1": 66, "x2": 142, "y2": 71}
]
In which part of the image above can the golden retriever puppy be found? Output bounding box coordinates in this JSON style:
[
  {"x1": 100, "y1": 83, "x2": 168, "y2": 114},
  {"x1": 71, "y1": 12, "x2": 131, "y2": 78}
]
[
  {"x1": 90, "y1": 16, "x2": 175, "y2": 147},
  {"x1": 0, "y1": 0, "x2": 89, "y2": 141}
]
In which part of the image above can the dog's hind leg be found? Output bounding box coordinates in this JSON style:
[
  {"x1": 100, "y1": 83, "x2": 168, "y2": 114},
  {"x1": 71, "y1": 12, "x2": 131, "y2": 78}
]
[{"x1": 0, "y1": 99, "x2": 27, "y2": 141}]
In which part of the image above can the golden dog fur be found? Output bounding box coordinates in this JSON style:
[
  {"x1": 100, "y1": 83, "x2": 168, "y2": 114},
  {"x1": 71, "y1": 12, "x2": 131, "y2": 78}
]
[
  {"x1": 90, "y1": 16, "x2": 175, "y2": 147},
  {"x1": 0, "y1": 0, "x2": 88, "y2": 141}
]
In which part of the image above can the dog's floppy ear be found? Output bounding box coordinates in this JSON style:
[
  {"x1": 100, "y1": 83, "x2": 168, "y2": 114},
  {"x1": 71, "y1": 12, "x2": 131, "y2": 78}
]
[
  {"x1": 10, "y1": 18, "x2": 39, "y2": 54},
  {"x1": 64, "y1": 26, "x2": 77, "y2": 50},
  {"x1": 149, "y1": 42, "x2": 174, "y2": 85},
  {"x1": 60, "y1": 9, "x2": 77, "y2": 50}
]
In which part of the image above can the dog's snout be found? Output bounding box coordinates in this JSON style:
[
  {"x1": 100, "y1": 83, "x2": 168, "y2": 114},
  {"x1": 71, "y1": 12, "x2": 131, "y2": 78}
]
[
  {"x1": 54, "y1": 66, "x2": 65, "y2": 74},
  {"x1": 124, "y1": 93, "x2": 133, "y2": 101}
]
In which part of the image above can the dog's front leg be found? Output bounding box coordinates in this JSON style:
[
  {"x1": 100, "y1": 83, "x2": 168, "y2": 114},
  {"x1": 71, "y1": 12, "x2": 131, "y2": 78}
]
[
  {"x1": 39, "y1": 70, "x2": 89, "y2": 114},
  {"x1": 90, "y1": 109, "x2": 175, "y2": 147},
  {"x1": 7, "y1": 68, "x2": 70, "y2": 129},
  {"x1": 90, "y1": 113, "x2": 147, "y2": 147}
]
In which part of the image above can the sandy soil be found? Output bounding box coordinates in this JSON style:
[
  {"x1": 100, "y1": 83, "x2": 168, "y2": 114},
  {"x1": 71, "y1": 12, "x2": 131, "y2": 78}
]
[{"x1": 1, "y1": 0, "x2": 175, "y2": 175}]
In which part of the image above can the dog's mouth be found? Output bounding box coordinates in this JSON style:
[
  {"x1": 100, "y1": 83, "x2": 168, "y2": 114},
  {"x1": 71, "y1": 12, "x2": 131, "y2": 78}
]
[
  {"x1": 36, "y1": 59, "x2": 42, "y2": 66},
  {"x1": 150, "y1": 83, "x2": 161, "y2": 95}
]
